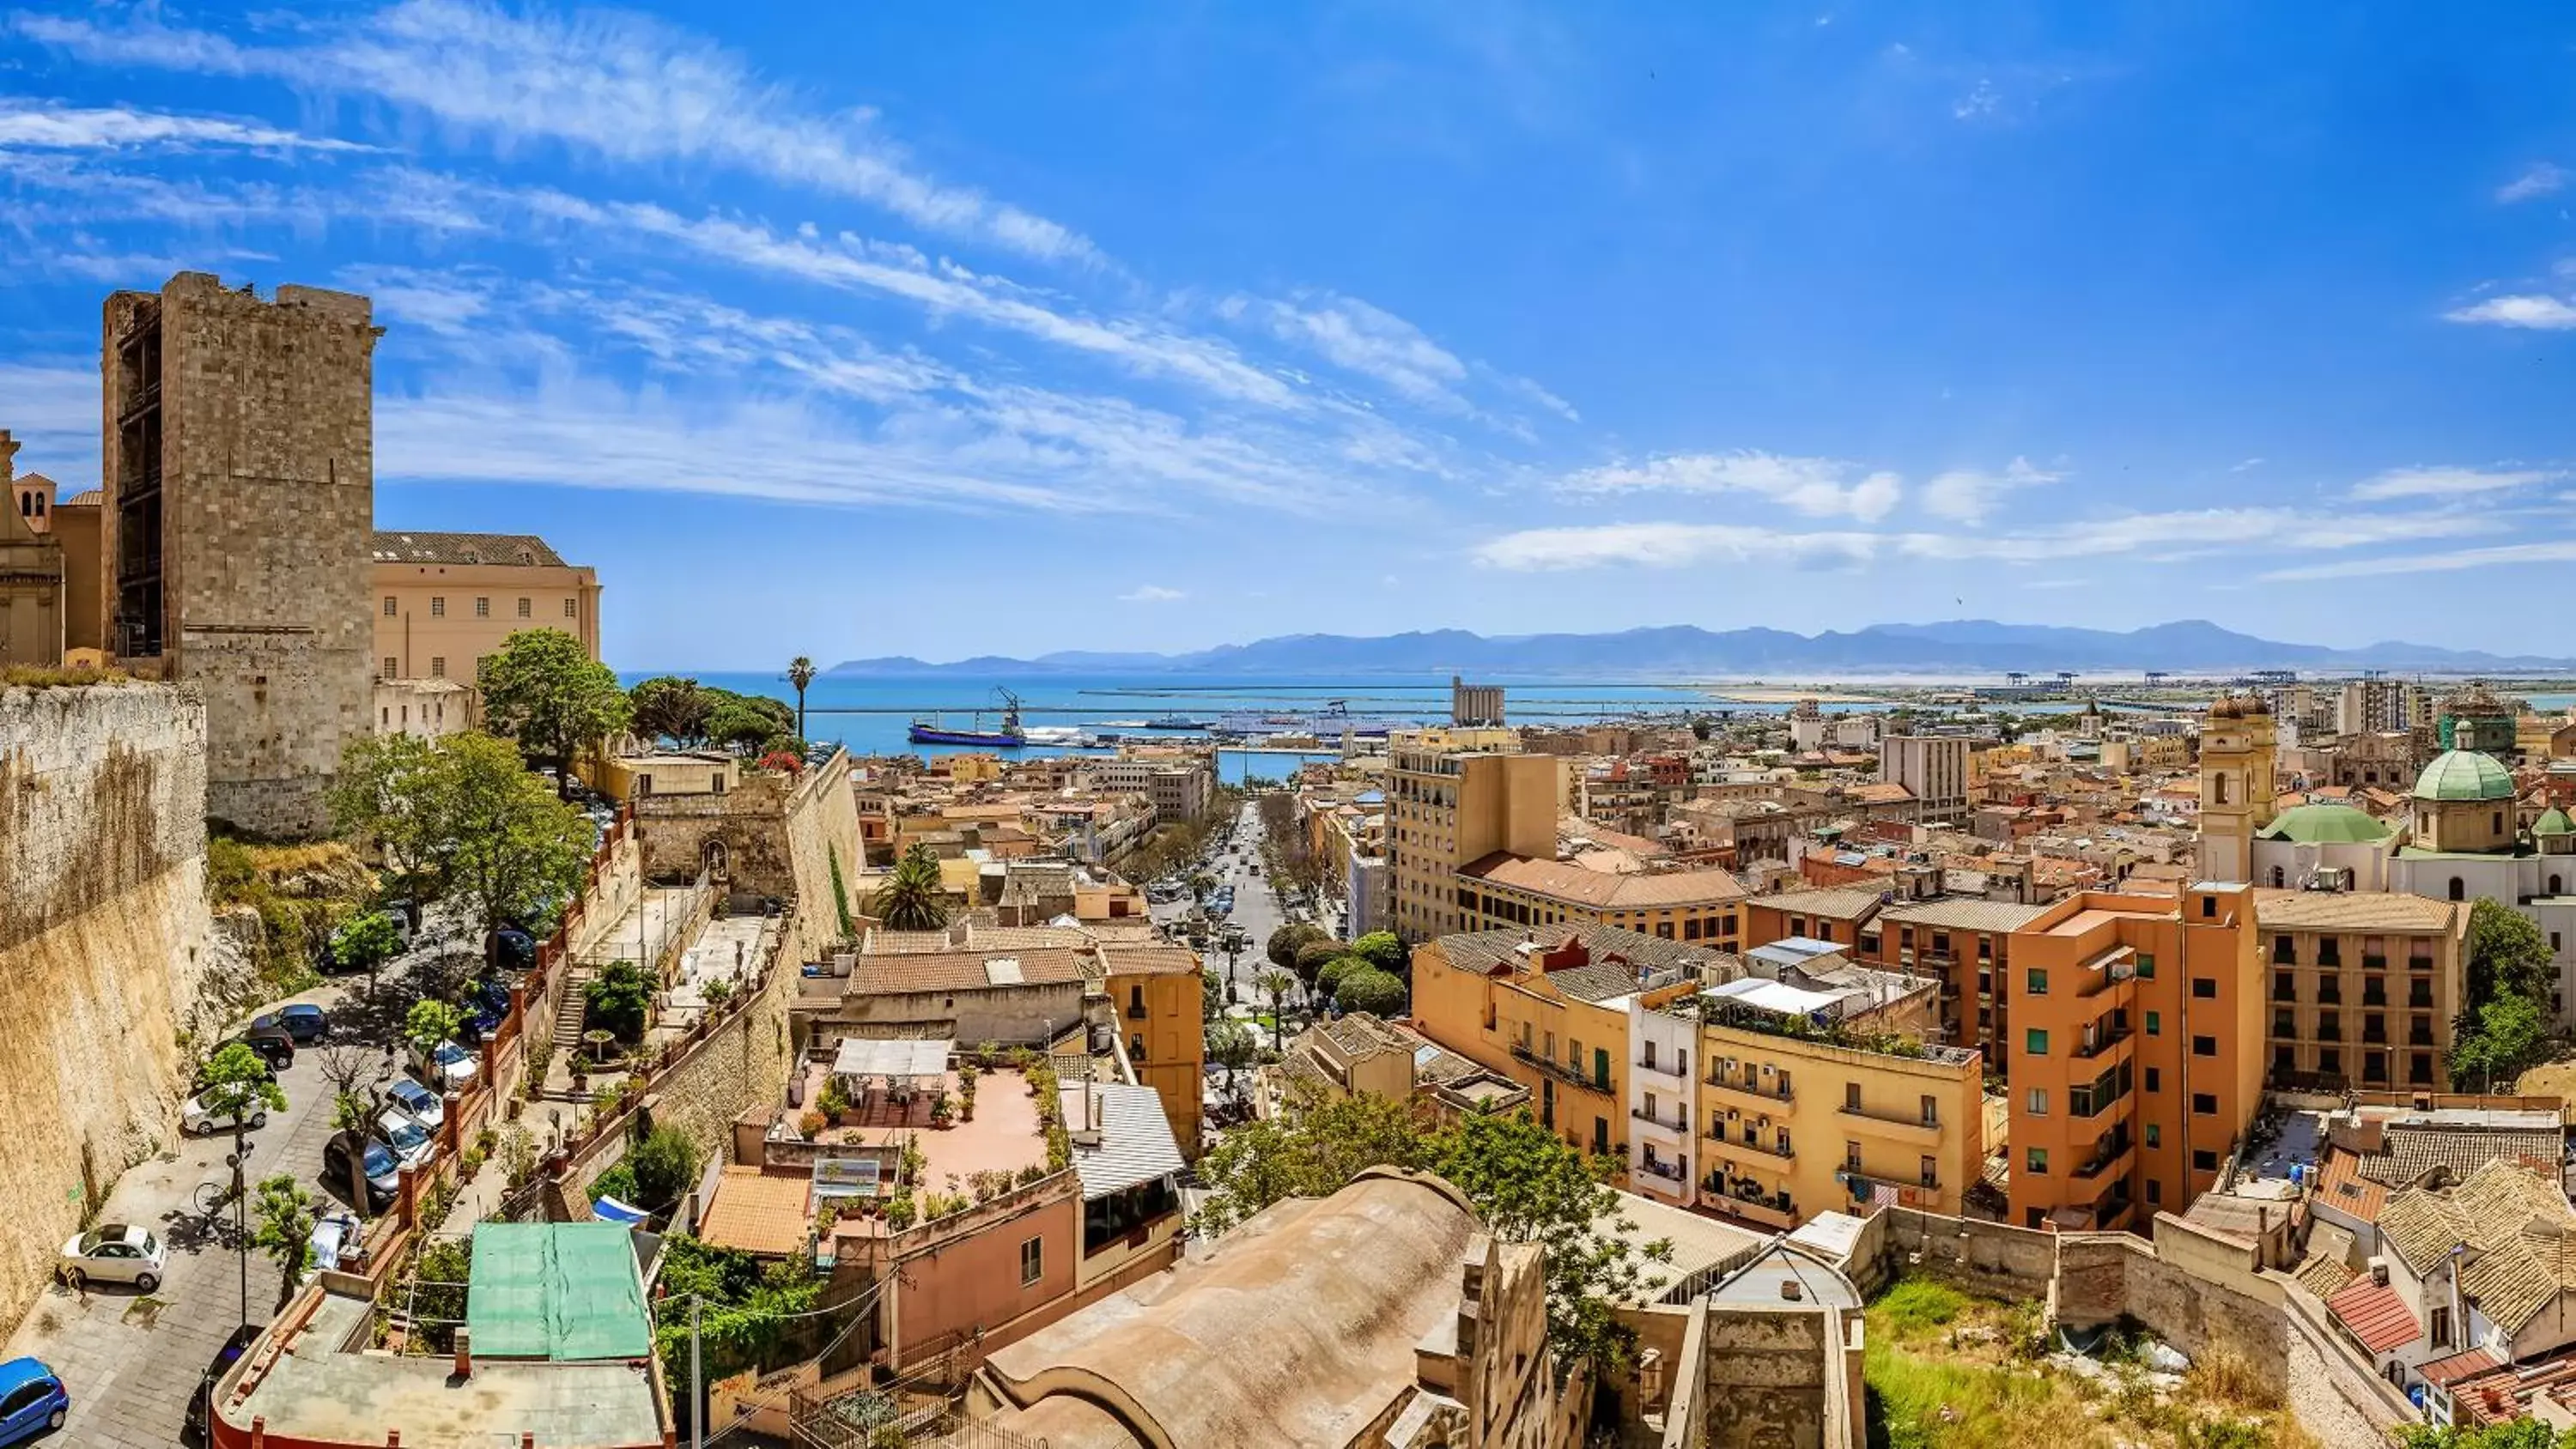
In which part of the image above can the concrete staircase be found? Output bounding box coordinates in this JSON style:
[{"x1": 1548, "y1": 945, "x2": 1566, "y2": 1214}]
[{"x1": 553, "y1": 964, "x2": 593, "y2": 1055}]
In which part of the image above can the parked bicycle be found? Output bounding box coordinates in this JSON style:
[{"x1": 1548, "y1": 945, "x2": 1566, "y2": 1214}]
[{"x1": 191, "y1": 1177, "x2": 241, "y2": 1222}]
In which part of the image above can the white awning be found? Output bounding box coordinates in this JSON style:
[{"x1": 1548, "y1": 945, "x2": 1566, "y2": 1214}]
[{"x1": 832, "y1": 1038, "x2": 953, "y2": 1079}]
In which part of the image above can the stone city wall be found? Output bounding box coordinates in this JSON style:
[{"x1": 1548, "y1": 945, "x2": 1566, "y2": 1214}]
[{"x1": 0, "y1": 682, "x2": 214, "y2": 1330}]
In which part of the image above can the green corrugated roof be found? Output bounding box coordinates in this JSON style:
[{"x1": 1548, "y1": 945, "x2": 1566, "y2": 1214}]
[
  {"x1": 2412, "y1": 749, "x2": 2515, "y2": 803},
  {"x1": 468, "y1": 1222, "x2": 652, "y2": 1361},
  {"x1": 2256, "y1": 803, "x2": 2394, "y2": 846}
]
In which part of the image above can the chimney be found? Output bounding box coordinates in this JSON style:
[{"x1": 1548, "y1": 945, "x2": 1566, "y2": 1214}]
[
  {"x1": 453, "y1": 1326, "x2": 471, "y2": 1381},
  {"x1": 2369, "y1": 1256, "x2": 2389, "y2": 1287}
]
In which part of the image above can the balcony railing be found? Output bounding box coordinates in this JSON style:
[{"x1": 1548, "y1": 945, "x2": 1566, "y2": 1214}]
[
  {"x1": 1637, "y1": 1157, "x2": 1687, "y2": 1185},
  {"x1": 1710, "y1": 1126, "x2": 1793, "y2": 1160},
  {"x1": 1838, "y1": 1103, "x2": 1943, "y2": 1142},
  {"x1": 1631, "y1": 1107, "x2": 1688, "y2": 1135},
  {"x1": 2363, "y1": 955, "x2": 2389, "y2": 972},
  {"x1": 2076, "y1": 958, "x2": 2137, "y2": 997},
  {"x1": 1704, "y1": 1073, "x2": 1793, "y2": 1106},
  {"x1": 2073, "y1": 1024, "x2": 2132, "y2": 1060},
  {"x1": 1509, "y1": 1042, "x2": 1611, "y2": 1094}
]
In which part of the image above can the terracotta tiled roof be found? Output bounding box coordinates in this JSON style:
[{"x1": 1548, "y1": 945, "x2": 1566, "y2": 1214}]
[
  {"x1": 698, "y1": 1167, "x2": 811, "y2": 1258},
  {"x1": 1747, "y1": 886, "x2": 1887, "y2": 921},
  {"x1": 2252, "y1": 888, "x2": 2460, "y2": 933},
  {"x1": 2326, "y1": 1276, "x2": 2420, "y2": 1354},
  {"x1": 1876, "y1": 898, "x2": 2050, "y2": 934},
  {"x1": 850, "y1": 947, "x2": 1086, "y2": 996},
  {"x1": 2421, "y1": 1348, "x2": 2504, "y2": 1388},
  {"x1": 2360, "y1": 1121, "x2": 2564, "y2": 1188},
  {"x1": 2312, "y1": 1149, "x2": 2390, "y2": 1225},
  {"x1": 1098, "y1": 945, "x2": 1202, "y2": 978},
  {"x1": 1458, "y1": 852, "x2": 1745, "y2": 909},
  {"x1": 370, "y1": 530, "x2": 568, "y2": 567},
  {"x1": 2293, "y1": 1220, "x2": 2359, "y2": 1299},
  {"x1": 2377, "y1": 1160, "x2": 2576, "y2": 1337},
  {"x1": 1430, "y1": 925, "x2": 1717, "y2": 979}
]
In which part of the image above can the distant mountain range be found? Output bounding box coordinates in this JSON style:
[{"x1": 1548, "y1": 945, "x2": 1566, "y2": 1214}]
[{"x1": 827, "y1": 620, "x2": 2574, "y2": 678}]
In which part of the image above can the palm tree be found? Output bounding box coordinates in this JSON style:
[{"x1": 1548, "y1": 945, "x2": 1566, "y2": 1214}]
[
  {"x1": 787, "y1": 657, "x2": 817, "y2": 743},
  {"x1": 1255, "y1": 968, "x2": 1294, "y2": 1053},
  {"x1": 871, "y1": 843, "x2": 950, "y2": 931}
]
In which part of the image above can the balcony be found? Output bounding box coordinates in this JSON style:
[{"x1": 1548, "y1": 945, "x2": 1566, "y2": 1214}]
[
  {"x1": 2408, "y1": 991, "x2": 2436, "y2": 1010},
  {"x1": 1838, "y1": 1101, "x2": 1944, "y2": 1146},
  {"x1": 1837, "y1": 1171, "x2": 1943, "y2": 1209},
  {"x1": 2409, "y1": 1028, "x2": 2436, "y2": 1047},
  {"x1": 1704, "y1": 1073, "x2": 1795, "y2": 1110},
  {"x1": 2076, "y1": 954, "x2": 2138, "y2": 997},
  {"x1": 1636, "y1": 1156, "x2": 1690, "y2": 1192},
  {"x1": 1631, "y1": 1106, "x2": 1688, "y2": 1143},
  {"x1": 1633, "y1": 1056, "x2": 1687, "y2": 1093},
  {"x1": 1509, "y1": 1042, "x2": 1612, "y2": 1095},
  {"x1": 1710, "y1": 1125, "x2": 1793, "y2": 1160},
  {"x1": 2363, "y1": 955, "x2": 2389, "y2": 972},
  {"x1": 1700, "y1": 1181, "x2": 1798, "y2": 1230},
  {"x1": 2072, "y1": 1023, "x2": 2133, "y2": 1060},
  {"x1": 2409, "y1": 956, "x2": 2435, "y2": 973}
]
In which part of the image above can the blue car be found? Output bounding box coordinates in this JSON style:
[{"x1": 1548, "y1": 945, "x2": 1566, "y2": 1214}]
[{"x1": 0, "y1": 1358, "x2": 67, "y2": 1444}]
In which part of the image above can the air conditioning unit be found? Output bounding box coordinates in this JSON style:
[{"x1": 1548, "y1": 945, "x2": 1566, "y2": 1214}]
[
  {"x1": 1719, "y1": 1057, "x2": 1735, "y2": 1074},
  {"x1": 1727, "y1": 1108, "x2": 1741, "y2": 1121},
  {"x1": 1758, "y1": 1116, "x2": 1771, "y2": 1130}
]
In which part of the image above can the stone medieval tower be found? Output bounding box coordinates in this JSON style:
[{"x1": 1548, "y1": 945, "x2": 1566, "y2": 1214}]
[
  {"x1": 2197, "y1": 694, "x2": 2278, "y2": 884},
  {"x1": 100, "y1": 273, "x2": 379, "y2": 837}
]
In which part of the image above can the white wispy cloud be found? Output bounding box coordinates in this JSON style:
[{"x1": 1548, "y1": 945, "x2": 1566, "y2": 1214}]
[
  {"x1": 2499, "y1": 162, "x2": 2568, "y2": 204},
  {"x1": 0, "y1": 100, "x2": 374, "y2": 153},
  {"x1": 2445, "y1": 294, "x2": 2576, "y2": 330},
  {"x1": 1118, "y1": 585, "x2": 1185, "y2": 603},
  {"x1": 2350, "y1": 464, "x2": 2560, "y2": 500},
  {"x1": 1554, "y1": 450, "x2": 1903, "y2": 522},
  {"x1": 2263, "y1": 539, "x2": 2576, "y2": 583},
  {"x1": 0, "y1": 361, "x2": 105, "y2": 482},
  {"x1": 1249, "y1": 290, "x2": 1470, "y2": 409},
  {"x1": 1473, "y1": 506, "x2": 2495, "y2": 572},
  {"x1": 15, "y1": 1, "x2": 1097, "y2": 264},
  {"x1": 1920, "y1": 457, "x2": 2061, "y2": 524}
]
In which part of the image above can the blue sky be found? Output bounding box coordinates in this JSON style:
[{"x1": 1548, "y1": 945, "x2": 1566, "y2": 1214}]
[{"x1": 3, "y1": 3, "x2": 2573, "y2": 669}]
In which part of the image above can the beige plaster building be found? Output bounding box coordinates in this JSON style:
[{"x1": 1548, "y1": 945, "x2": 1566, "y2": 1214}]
[
  {"x1": 1388, "y1": 727, "x2": 1560, "y2": 942},
  {"x1": 0, "y1": 431, "x2": 65, "y2": 666},
  {"x1": 372, "y1": 530, "x2": 600, "y2": 685}
]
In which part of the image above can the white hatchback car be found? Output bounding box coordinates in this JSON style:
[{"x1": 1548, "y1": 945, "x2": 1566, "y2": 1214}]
[
  {"x1": 383, "y1": 1076, "x2": 445, "y2": 1133},
  {"x1": 180, "y1": 1090, "x2": 271, "y2": 1137},
  {"x1": 60, "y1": 1224, "x2": 166, "y2": 1293},
  {"x1": 414, "y1": 1039, "x2": 478, "y2": 1090}
]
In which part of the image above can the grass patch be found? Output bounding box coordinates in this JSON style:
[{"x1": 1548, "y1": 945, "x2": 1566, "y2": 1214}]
[
  {"x1": 1, "y1": 663, "x2": 131, "y2": 688},
  {"x1": 1862, "y1": 1276, "x2": 2314, "y2": 1449}
]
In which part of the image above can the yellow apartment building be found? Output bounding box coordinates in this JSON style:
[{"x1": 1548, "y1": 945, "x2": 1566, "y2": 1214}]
[
  {"x1": 2005, "y1": 886, "x2": 2263, "y2": 1234},
  {"x1": 1097, "y1": 943, "x2": 1206, "y2": 1157},
  {"x1": 1409, "y1": 925, "x2": 1706, "y2": 1165},
  {"x1": 373, "y1": 530, "x2": 601, "y2": 684},
  {"x1": 2253, "y1": 888, "x2": 2464, "y2": 1091},
  {"x1": 1627, "y1": 982, "x2": 1987, "y2": 1231},
  {"x1": 1452, "y1": 852, "x2": 1746, "y2": 949},
  {"x1": 1388, "y1": 728, "x2": 1560, "y2": 942}
]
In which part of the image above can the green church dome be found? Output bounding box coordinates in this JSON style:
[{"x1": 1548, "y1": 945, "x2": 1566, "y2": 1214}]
[
  {"x1": 2256, "y1": 803, "x2": 2395, "y2": 846},
  {"x1": 2536, "y1": 807, "x2": 2574, "y2": 838},
  {"x1": 2412, "y1": 749, "x2": 2515, "y2": 803}
]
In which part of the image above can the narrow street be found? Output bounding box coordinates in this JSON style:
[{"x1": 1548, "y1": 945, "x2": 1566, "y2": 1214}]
[{"x1": 0, "y1": 920, "x2": 472, "y2": 1448}]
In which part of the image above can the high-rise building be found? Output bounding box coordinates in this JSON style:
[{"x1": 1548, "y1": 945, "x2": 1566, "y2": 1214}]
[
  {"x1": 1387, "y1": 728, "x2": 1558, "y2": 942},
  {"x1": 101, "y1": 273, "x2": 379, "y2": 836},
  {"x1": 2196, "y1": 694, "x2": 2277, "y2": 883},
  {"x1": 1879, "y1": 735, "x2": 1970, "y2": 823},
  {"x1": 2005, "y1": 885, "x2": 2263, "y2": 1233}
]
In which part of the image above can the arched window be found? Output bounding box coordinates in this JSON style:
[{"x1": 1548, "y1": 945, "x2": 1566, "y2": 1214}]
[
  {"x1": 2270, "y1": 867, "x2": 2286, "y2": 888},
  {"x1": 2449, "y1": 877, "x2": 2466, "y2": 902},
  {"x1": 2214, "y1": 774, "x2": 2231, "y2": 806},
  {"x1": 2552, "y1": 875, "x2": 2565, "y2": 896}
]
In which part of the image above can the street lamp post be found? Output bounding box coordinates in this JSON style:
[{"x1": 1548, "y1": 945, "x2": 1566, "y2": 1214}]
[{"x1": 230, "y1": 1133, "x2": 248, "y2": 1327}]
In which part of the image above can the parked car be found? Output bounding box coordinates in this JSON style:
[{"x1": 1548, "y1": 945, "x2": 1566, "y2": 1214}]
[
  {"x1": 459, "y1": 978, "x2": 511, "y2": 1041},
  {"x1": 489, "y1": 928, "x2": 538, "y2": 970},
  {"x1": 382, "y1": 1076, "x2": 445, "y2": 1133},
  {"x1": 0, "y1": 1358, "x2": 68, "y2": 1446},
  {"x1": 180, "y1": 1089, "x2": 270, "y2": 1137},
  {"x1": 321, "y1": 1137, "x2": 399, "y2": 1212},
  {"x1": 58, "y1": 1223, "x2": 164, "y2": 1293},
  {"x1": 184, "y1": 1327, "x2": 259, "y2": 1445},
  {"x1": 228, "y1": 1019, "x2": 295, "y2": 1069},
  {"x1": 306, "y1": 1212, "x2": 360, "y2": 1279},
  {"x1": 275, "y1": 1003, "x2": 329, "y2": 1045},
  {"x1": 412, "y1": 1038, "x2": 478, "y2": 1090},
  {"x1": 192, "y1": 1050, "x2": 275, "y2": 1092},
  {"x1": 377, "y1": 1109, "x2": 434, "y2": 1173}
]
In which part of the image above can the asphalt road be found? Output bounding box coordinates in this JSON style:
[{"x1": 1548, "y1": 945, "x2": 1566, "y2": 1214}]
[
  {"x1": 1148, "y1": 798, "x2": 1297, "y2": 1003},
  {"x1": 0, "y1": 921, "x2": 473, "y2": 1448}
]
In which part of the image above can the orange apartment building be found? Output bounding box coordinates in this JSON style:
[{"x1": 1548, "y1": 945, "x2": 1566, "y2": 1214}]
[
  {"x1": 1097, "y1": 943, "x2": 1206, "y2": 1156},
  {"x1": 373, "y1": 530, "x2": 601, "y2": 685},
  {"x1": 2004, "y1": 885, "x2": 2263, "y2": 1233},
  {"x1": 1741, "y1": 876, "x2": 2045, "y2": 1068},
  {"x1": 1388, "y1": 728, "x2": 1561, "y2": 943},
  {"x1": 1409, "y1": 925, "x2": 1708, "y2": 1166}
]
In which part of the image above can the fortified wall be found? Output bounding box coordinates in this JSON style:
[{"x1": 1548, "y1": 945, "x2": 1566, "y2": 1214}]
[
  {"x1": 0, "y1": 682, "x2": 215, "y2": 1328},
  {"x1": 633, "y1": 747, "x2": 861, "y2": 966}
]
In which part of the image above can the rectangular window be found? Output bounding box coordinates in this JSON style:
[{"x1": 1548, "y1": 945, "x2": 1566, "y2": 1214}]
[
  {"x1": 2145, "y1": 1067, "x2": 2161, "y2": 1092},
  {"x1": 2026, "y1": 1088, "x2": 2048, "y2": 1116},
  {"x1": 475, "y1": 597, "x2": 490, "y2": 617},
  {"x1": 563, "y1": 597, "x2": 577, "y2": 618},
  {"x1": 2144, "y1": 1123, "x2": 2160, "y2": 1147},
  {"x1": 2025, "y1": 1028, "x2": 2049, "y2": 1057},
  {"x1": 2432, "y1": 1307, "x2": 2454, "y2": 1350},
  {"x1": 1920, "y1": 1155, "x2": 1937, "y2": 1187},
  {"x1": 2191, "y1": 977, "x2": 2217, "y2": 999},
  {"x1": 2135, "y1": 952, "x2": 2155, "y2": 979},
  {"x1": 2191, "y1": 1092, "x2": 2218, "y2": 1116},
  {"x1": 429, "y1": 596, "x2": 445, "y2": 617},
  {"x1": 1844, "y1": 1141, "x2": 1862, "y2": 1170},
  {"x1": 2192, "y1": 1034, "x2": 2216, "y2": 1058},
  {"x1": 381, "y1": 596, "x2": 397, "y2": 616},
  {"x1": 1919, "y1": 1094, "x2": 1938, "y2": 1127},
  {"x1": 2193, "y1": 1149, "x2": 2220, "y2": 1172},
  {"x1": 516, "y1": 597, "x2": 532, "y2": 618},
  {"x1": 1845, "y1": 1082, "x2": 1862, "y2": 1110},
  {"x1": 382, "y1": 656, "x2": 398, "y2": 678},
  {"x1": 2145, "y1": 1009, "x2": 2160, "y2": 1036},
  {"x1": 1020, "y1": 1235, "x2": 1043, "y2": 1285},
  {"x1": 429, "y1": 657, "x2": 446, "y2": 678},
  {"x1": 2026, "y1": 1147, "x2": 2048, "y2": 1175},
  {"x1": 2026, "y1": 967, "x2": 2048, "y2": 996}
]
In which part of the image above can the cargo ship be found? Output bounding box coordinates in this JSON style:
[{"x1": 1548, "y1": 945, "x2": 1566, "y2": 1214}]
[{"x1": 908, "y1": 688, "x2": 1029, "y2": 748}]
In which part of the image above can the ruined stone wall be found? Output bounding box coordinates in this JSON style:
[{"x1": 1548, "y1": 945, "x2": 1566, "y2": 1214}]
[
  {"x1": 2056, "y1": 1232, "x2": 2287, "y2": 1379},
  {"x1": 1873, "y1": 1206, "x2": 2058, "y2": 1302},
  {"x1": 0, "y1": 682, "x2": 213, "y2": 1329},
  {"x1": 781, "y1": 750, "x2": 861, "y2": 965},
  {"x1": 634, "y1": 750, "x2": 861, "y2": 970},
  {"x1": 112, "y1": 275, "x2": 377, "y2": 838},
  {"x1": 646, "y1": 915, "x2": 799, "y2": 1179}
]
